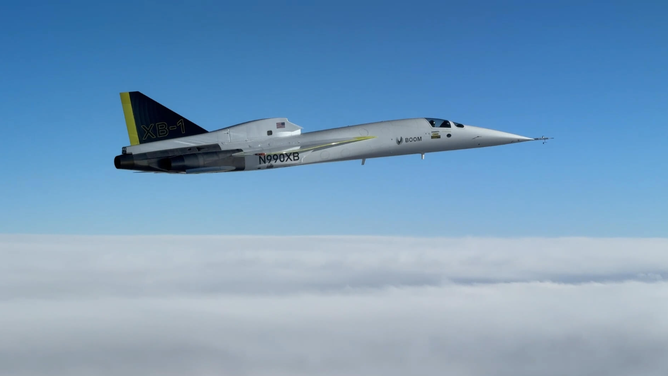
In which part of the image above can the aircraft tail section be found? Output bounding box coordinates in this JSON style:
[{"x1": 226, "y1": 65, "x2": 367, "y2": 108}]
[{"x1": 120, "y1": 91, "x2": 208, "y2": 145}]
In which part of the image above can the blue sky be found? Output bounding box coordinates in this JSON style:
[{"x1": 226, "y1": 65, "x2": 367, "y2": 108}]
[{"x1": 1, "y1": 0, "x2": 666, "y2": 236}]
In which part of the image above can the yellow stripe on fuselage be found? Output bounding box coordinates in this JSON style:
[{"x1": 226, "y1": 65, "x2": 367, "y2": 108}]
[
  {"x1": 266, "y1": 136, "x2": 376, "y2": 155},
  {"x1": 120, "y1": 92, "x2": 139, "y2": 145}
]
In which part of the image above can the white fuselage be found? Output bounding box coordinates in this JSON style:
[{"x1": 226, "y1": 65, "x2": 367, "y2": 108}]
[{"x1": 124, "y1": 118, "x2": 533, "y2": 172}]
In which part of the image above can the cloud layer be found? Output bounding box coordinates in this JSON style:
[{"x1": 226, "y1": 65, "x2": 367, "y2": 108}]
[{"x1": 1, "y1": 236, "x2": 667, "y2": 375}]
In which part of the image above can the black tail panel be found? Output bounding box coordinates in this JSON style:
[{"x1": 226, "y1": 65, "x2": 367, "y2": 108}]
[{"x1": 121, "y1": 91, "x2": 208, "y2": 145}]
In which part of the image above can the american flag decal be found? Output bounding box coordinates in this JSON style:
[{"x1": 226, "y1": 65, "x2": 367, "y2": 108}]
[{"x1": 276, "y1": 122, "x2": 285, "y2": 129}]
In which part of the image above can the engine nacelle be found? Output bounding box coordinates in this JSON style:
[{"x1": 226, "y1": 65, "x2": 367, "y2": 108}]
[
  {"x1": 115, "y1": 149, "x2": 244, "y2": 173},
  {"x1": 166, "y1": 151, "x2": 244, "y2": 172}
]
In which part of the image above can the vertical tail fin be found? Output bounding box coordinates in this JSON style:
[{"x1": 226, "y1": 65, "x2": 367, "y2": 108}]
[{"x1": 120, "y1": 92, "x2": 208, "y2": 145}]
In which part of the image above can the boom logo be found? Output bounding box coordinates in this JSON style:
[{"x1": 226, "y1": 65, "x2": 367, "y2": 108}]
[{"x1": 397, "y1": 136, "x2": 422, "y2": 145}]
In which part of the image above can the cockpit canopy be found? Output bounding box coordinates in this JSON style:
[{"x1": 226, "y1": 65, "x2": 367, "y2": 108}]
[{"x1": 426, "y1": 118, "x2": 464, "y2": 128}]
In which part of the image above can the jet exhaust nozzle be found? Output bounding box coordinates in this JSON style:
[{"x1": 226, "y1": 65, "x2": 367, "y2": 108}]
[{"x1": 114, "y1": 154, "x2": 136, "y2": 170}]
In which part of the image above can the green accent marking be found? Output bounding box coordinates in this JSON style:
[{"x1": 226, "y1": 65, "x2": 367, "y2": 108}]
[{"x1": 266, "y1": 136, "x2": 376, "y2": 155}]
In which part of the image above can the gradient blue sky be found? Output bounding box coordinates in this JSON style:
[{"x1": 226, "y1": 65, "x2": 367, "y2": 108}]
[{"x1": 1, "y1": 0, "x2": 666, "y2": 236}]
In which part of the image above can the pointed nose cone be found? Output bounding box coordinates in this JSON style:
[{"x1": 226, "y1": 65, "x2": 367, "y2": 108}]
[{"x1": 467, "y1": 125, "x2": 534, "y2": 147}]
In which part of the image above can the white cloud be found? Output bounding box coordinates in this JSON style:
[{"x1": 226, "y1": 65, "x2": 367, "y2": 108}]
[{"x1": 0, "y1": 235, "x2": 667, "y2": 375}]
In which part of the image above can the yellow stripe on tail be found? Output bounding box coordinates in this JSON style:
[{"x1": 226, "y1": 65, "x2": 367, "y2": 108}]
[{"x1": 120, "y1": 92, "x2": 140, "y2": 145}]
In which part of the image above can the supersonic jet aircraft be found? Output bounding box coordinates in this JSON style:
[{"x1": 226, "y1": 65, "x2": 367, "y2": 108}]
[{"x1": 114, "y1": 92, "x2": 548, "y2": 174}]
